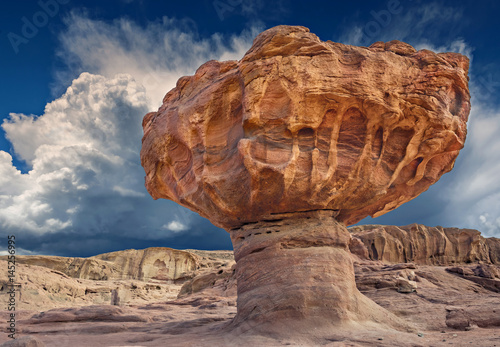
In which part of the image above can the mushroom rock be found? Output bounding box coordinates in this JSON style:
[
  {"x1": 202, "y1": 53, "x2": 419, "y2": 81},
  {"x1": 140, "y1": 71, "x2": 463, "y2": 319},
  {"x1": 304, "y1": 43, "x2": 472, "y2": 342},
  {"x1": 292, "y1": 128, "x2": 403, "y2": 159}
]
[{"x1": 141, "y1": 25, "x2": 470, "y2": 336}]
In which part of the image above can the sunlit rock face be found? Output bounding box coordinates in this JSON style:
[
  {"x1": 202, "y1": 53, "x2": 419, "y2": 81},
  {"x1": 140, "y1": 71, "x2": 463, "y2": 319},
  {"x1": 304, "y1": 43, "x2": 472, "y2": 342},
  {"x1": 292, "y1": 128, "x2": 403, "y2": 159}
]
[
  {"x1": 140, "y1": 25, "x2": 470, "y2": 230},
  {"x1": 141, "y1": 25, "x2": 471, "y2": 337}
]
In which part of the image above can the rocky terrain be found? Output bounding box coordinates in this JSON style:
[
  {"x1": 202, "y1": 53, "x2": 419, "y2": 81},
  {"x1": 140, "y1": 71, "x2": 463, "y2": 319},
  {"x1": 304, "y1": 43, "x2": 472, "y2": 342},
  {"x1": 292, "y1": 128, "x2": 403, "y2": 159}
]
[
  {"x1": 350, "y1": 224, "x2": 500, "y2": 265},
  {"x1": 0, "y1": 224, "x2": 499, "y2": 346},
  {"x1": 0, "y1": 248, "x2": 234, "y2": 311}
]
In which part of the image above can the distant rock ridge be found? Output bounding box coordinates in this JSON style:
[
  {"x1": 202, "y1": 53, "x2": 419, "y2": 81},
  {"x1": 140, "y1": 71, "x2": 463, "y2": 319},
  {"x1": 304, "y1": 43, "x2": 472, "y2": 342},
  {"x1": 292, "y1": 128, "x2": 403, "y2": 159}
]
[
  {"x1": 4, "y1": 247, "x2": 199, "y2": 282},
  {"x1": 349, "y1": 224, "x2": 500, "y2": 265},
  {"x1": 0, "y1": 248, "x2": 234, "y2": 312},
  {"x1": 3, "y1": 223, "x2": 497, "y2": 286}
]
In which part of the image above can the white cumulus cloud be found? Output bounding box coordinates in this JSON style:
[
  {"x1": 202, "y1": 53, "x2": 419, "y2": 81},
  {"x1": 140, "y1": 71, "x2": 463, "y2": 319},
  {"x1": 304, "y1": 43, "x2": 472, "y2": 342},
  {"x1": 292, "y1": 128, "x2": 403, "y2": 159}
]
[
  {"x1": 55, "y1": 12, "x2": 260, "y2": 109},
  {"x1": 163, "y1": 221, "x2": 188, "y2": 233},
  {"x1": 0, "y1": 73, "x2": 149, "y2": 235},
  {"x1": 0, "y1": 13, "x2": 255, "y2": 254}
]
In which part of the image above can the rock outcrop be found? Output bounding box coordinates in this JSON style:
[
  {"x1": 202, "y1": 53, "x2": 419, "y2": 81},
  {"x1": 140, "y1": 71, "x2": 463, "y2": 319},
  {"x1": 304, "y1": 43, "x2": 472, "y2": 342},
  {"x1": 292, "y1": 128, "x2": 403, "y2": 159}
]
[
  {"x1": 3, "y1": 247, "x2": 198, "y2": 282},
  {"x1": 140, "y1": 25, "x2": 471, "y2": 338},
  {"x1": 141, "y1": 25, "x2": 470, "y2": 229},
  {"x1": 349, "y1": 224, "x2": 500, "y2": 265},
  {"x1": 228, "y1": 211, "x2": 410, "y2": 335},
  {"x1": 2, "y1": 253, "x2": 499, "y2": 346},
  {"x1": 0, "y1": 248, "x2": 234, "y2": 311}
]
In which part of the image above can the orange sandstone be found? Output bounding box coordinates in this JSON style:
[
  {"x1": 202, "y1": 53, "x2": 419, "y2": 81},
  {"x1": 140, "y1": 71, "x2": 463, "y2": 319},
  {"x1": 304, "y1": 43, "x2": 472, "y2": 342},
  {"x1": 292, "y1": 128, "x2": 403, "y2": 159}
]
[
  {"x1": 141, "y1": 26, "x2": 470, "y2": 229},
  {"x1": 140, "y1": 26, "x2": 470, "y2": 337}
]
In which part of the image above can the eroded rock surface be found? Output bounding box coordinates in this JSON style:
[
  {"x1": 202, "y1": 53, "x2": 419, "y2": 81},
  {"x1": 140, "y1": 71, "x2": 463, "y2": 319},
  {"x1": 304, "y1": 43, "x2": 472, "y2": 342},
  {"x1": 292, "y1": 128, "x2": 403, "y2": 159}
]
[
  {"x1": 228, "y1": 211, "x2": 410, "y2": 335},
  {"x1": 0, "y1": 248, "x2": 234, "y2": 311},
  {"x1": 140, "y1": 25, "x2": 471, "y2": 339},
  {"x1": 2, "y1": 247, "x2": 198, "y2": 282},
  {"x1": 141, "y1": 25, "x2": 470, "y2": 229},
  {"x1": 1, "y1": 253, "x2": 499, "y2": 346},
  {"x1": 349, "y1": 224, "x2": 500, "y2": 265}
]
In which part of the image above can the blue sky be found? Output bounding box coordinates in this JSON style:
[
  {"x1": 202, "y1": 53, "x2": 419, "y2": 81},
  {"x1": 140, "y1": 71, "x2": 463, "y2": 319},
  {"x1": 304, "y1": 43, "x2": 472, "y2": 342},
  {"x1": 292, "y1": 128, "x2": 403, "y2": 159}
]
[{"x1": 1, "y1": 0, "x2": 499, "y2": 257}]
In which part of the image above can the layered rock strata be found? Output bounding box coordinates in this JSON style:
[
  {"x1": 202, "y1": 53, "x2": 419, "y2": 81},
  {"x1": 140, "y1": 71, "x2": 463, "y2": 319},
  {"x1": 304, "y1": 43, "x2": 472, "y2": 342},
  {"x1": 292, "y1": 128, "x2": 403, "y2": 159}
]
[
  {"x1": 349, "y1": 224, "x2": 500, "y2": 265},
  {"x1": 141, "y1": 25, "x2": 470, "y2": 229},
  {"x1": 140, "y1": 25, "x2": 471, "y2": 336},
  {"x1": 5, "y1": 247, "x2": 198, "y2": 282}
]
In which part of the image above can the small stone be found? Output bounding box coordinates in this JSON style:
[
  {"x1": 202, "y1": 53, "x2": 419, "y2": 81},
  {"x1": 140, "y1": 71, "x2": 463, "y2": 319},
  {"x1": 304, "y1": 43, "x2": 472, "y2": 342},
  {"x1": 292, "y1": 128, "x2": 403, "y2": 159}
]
[
  {"x1": 465, "y1": 324, "x2": 477, "y2": 331},
  {"x1": 417, "y1": 333, "x2": 424, "y2": 337},
  {"x1": 453, "y1": 334, "x2": 458, "y2": 337},
  {"x1": 396, "y1": 277, "x2": 418, "y2": 293}
]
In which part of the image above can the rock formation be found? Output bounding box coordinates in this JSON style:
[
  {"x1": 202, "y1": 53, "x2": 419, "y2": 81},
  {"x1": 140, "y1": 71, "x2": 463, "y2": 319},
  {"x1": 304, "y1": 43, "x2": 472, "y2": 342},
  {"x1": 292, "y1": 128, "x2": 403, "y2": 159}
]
[
  {"x1": 140, "y1": 25, "x2": 471, "y2": 337},
  {"x1": 0, "y1": 248, "x2": 234, "y2": 311},
  {"x1": 1, "y1": 242, "x2": 499, "y2": 346},
  {"x1": 349, "y1": 224, "x2": 500, "y2": 265},
  {"x1": 7, "y1": 247, "x2": 198, "y2": 282},
  {"x1": 141, "y1": 26, "x2": 470, "y2": 229}
]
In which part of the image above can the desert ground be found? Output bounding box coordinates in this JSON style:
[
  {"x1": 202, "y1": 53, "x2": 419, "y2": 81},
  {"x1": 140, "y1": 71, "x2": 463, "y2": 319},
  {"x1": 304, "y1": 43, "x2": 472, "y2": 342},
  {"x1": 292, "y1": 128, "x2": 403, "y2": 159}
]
[{"x1": 1, "y1": 224, "x2": 499, "y2": 346}]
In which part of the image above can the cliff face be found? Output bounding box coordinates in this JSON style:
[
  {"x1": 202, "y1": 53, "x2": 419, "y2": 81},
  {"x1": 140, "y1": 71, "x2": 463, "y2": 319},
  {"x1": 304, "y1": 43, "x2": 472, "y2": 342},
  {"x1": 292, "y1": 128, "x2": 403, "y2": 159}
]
[
  {"x1": 7, "y1": 247, "x2": 199, "y2": 282},
  {"x1": 93, "y1": 247, "x2": 198, "y2": 281},
  {"x1": 349, "y1": 224, "x2": 500, "y2": 265}
]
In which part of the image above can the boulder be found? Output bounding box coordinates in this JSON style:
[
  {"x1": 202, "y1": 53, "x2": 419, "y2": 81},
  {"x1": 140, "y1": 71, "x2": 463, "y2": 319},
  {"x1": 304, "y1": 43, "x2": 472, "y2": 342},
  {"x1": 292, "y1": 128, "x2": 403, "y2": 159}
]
[
  {"x1": 141, "y1": 26, "x2": 470, "y2": 229},
  {"x1": 140, "y1": 25, "x2": 471, "y2": 338}
]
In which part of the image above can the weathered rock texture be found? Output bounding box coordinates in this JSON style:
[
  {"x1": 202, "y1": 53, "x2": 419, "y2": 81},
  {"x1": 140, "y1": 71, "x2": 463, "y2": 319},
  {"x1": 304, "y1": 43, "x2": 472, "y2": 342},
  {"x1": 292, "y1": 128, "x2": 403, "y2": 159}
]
[
  {"x1": 3, "y1": 247, "x2": 198, "y2": 282},
  {"x1": 2, "y1": 248, "x2": 500, "y2": 346},
  {"x1": 141, "y1": 25, "x2": 470, "y2": 229},
  {"x1": 140, "y1": 25, "x2": 471, "y2": 338},
  {"x1": 228, "y1": 211, "x2": 409, "y2": 335},
  {"x1": 0, "y1": 248, "x2": 234, "y2": 311},
  {"x1": 349, "y1": 224, "x2": 500, "y2": 265}
]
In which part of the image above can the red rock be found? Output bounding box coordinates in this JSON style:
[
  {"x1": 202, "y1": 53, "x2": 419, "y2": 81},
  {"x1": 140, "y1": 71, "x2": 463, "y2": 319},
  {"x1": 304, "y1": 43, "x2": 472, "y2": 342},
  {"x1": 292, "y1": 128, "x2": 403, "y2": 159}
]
[
  {"x1": 140, "y1": 25, "x2": 471, "y2": 338},
  {"x1": 141, "y1": 26, "x2": 470, "y2": 229}
]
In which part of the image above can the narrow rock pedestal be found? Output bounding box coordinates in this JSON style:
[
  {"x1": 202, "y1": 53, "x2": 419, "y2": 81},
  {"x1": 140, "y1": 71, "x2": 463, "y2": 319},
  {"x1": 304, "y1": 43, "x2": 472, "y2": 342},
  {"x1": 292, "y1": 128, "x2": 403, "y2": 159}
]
[{"x1": 228, "y1": 210, "x2": 409, "y2": 337}]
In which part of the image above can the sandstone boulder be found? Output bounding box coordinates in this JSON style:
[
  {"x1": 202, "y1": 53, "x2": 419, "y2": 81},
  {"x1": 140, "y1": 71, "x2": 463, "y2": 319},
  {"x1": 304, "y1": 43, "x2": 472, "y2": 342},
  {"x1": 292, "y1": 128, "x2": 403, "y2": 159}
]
[
  {"x1": 140, "y1": 25, "x2": 471, "y2": 339},
  {"x1": 141, "y1": 26, "x2": 470, "y2": 229}
]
